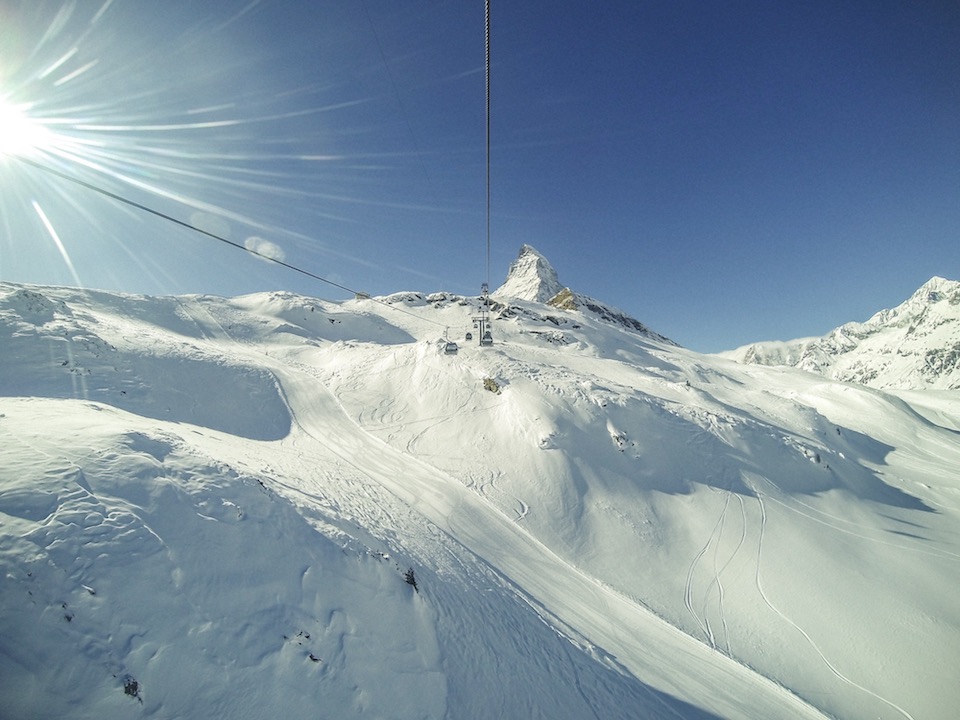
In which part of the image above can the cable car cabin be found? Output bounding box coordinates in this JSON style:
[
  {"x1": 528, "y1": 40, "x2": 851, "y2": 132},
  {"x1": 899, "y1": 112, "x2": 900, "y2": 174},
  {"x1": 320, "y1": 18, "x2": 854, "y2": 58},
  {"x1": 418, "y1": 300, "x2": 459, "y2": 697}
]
[
  {"x1": 465, "y1": 332, "x2": 473, "y2": 341},
  {"x1": 480, "y1": 331, "x2": 493, "y2": 347},
  {"x1": 444, "y1": 340, "x2": 459, "y2": 354}
]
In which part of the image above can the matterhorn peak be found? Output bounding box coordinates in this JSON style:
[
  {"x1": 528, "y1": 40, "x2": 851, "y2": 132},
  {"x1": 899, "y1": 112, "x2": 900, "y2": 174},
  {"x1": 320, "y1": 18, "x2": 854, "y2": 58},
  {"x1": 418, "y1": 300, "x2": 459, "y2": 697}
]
[
  {"x1": 490, "y1": 244, "x2": 677, "y2": 345},
  {"x1": 493, "y1": 244, "x2": 564, "y2": 303}
]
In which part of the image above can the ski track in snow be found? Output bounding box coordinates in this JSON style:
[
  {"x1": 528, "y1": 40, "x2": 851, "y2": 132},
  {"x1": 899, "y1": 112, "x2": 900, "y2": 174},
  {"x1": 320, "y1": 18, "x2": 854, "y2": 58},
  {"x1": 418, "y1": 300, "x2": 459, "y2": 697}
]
[
  {"x1": 706, "y1": 490, "x2": 746, "y2": 656},
  {"x1": 683, "y1": 488, "x2": 746, "y2": 655},
  {"x1": 756, "y1": 472, "x2": 960, "y2": 562},
  {"x1": 475, "y1": 471, "x2": 530, "y2": 523},
  {"x1": 683, "y1": 502, "x2": 719, "y2": 645},
  {"x1": 746, "y1": 474, "x2": 918, "y2": 720}
]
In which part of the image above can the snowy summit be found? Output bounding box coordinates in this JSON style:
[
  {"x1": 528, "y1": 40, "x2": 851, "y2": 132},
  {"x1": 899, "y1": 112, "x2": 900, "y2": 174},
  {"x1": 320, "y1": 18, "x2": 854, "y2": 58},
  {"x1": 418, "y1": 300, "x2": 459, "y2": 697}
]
[
  {"x1": 494, "y1": 244, "x2": 675, "y2": 345},
  {"x1": 493, "y1": 243, "x2": 564, "y2": 303}
]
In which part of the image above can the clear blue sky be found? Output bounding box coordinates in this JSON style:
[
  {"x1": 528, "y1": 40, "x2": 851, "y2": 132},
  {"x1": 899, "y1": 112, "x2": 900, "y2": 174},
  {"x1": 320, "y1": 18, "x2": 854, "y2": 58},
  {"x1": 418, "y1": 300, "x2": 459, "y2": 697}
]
[{"x1": 1, "y1": 0, "x2": 958, "y2": 352}]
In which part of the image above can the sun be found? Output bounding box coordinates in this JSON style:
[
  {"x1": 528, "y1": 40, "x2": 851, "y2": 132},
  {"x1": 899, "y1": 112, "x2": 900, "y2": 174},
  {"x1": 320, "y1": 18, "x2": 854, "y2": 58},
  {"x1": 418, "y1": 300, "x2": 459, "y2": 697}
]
[{"x1": 0, "y1": 94, "x2": 53, "y2": 159}]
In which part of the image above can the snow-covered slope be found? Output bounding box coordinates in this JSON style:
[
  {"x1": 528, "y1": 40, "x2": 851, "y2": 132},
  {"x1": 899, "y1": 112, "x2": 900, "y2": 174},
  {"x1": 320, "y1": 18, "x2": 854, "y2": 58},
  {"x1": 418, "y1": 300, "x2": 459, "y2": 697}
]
[
  {"x1": 2, "y1": 262, "x2": 959, "y2": 720},
  {"x1": 723, "y1": 276, "x2": 960, "y2": 389}
]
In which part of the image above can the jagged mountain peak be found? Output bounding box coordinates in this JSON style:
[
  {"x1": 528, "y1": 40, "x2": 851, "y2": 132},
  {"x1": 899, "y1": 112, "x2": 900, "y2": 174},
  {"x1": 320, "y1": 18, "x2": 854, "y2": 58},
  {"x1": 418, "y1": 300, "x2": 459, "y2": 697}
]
[
  {"x1": 875, "y1": 276, "x2": 960, "y2": 323},
  {"x1": 493, "y1": 244, "x2": 564, "y2": 303},
  {"x1": 915, "y1": 275, "x2": 959, "y2": 298},
  {"x1": 492, "y1": 245, "x2": 676, "y2": 345}
]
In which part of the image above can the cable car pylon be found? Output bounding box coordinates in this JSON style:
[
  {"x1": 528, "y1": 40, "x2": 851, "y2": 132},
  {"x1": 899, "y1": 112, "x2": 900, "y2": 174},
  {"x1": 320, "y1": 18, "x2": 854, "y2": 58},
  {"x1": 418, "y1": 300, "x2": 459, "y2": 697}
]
[
  {"x1": 478, "y1": 0, "x2": 494, "y2": 348},
  {"x1": 472, "y1": 282, "x2": 493, "y2": 347}
]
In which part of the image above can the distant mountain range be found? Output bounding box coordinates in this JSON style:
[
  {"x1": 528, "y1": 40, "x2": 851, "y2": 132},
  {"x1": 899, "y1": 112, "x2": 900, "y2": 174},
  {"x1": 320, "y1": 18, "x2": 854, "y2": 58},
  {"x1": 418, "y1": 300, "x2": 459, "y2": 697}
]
[{"x1": 722, "y1": 276, "x2": 960, "y2": 390}]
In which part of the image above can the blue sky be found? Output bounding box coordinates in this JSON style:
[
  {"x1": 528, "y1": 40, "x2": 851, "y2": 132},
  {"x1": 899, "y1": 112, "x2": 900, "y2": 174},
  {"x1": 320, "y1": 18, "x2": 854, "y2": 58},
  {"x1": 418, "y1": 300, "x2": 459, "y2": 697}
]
[{"x1": 1, "y1": 1, "x2": 957, "y2": 352}]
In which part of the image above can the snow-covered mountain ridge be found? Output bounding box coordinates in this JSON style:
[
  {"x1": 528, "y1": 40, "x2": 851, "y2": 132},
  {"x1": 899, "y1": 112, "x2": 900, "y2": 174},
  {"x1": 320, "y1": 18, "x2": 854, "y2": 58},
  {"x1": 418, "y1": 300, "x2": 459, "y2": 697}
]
[
  {"x1": 2, "y1": 258, "x2": 959, "y2": 720},
  {"x1": 493, "y1": 244, "x2": 676, "y2": 345},
  {"x1": 723, "y1": 276, "x2": 960, "y2": 389}
]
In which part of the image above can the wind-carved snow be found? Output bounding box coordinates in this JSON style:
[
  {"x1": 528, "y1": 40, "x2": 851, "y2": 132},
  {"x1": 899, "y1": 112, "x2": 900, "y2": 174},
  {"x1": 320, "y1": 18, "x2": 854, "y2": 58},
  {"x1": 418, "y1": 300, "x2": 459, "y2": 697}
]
[
  {"x1": 724, "y1": 276, "x2": 960, "y2": 389},
  {"x1": 0, "y1": 286, "x2": 291, "y2": 439},
  {"x1": 1, "y1": 263, "x2": 959, "y2": 720}
]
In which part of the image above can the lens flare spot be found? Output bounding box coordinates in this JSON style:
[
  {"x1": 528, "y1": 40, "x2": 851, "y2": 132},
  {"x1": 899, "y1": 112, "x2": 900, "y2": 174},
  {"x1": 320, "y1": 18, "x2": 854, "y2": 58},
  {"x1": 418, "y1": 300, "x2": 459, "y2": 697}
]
[{"x1": 0, "y1": 96, "x2": 53, "y2": 159}]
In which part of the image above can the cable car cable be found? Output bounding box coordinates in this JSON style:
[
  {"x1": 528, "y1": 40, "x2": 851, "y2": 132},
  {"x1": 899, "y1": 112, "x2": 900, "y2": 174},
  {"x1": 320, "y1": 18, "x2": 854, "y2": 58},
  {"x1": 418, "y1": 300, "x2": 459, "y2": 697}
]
[
  {"x1": 484, "y1": 0, "x2": 492, "y2": 291},
  {"x1": 15, "y1": 154, "x2": 454, "y2": 330}
]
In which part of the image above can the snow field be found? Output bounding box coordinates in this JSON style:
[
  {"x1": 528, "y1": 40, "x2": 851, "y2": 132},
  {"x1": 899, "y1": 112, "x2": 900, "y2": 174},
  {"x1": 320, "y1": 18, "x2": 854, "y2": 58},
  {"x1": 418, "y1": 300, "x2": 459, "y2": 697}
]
[{"x1": 2, "y1": 281, "x2": 959, "y2": 718}]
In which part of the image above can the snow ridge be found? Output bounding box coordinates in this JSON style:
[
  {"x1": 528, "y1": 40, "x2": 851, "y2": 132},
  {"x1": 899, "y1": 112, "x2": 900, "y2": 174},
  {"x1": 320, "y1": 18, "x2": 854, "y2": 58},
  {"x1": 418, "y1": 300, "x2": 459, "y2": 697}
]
[{"x1": 724, "y1": 276, "x2": 960, "y2": 389}]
